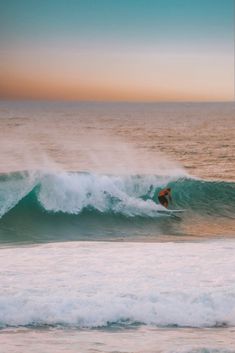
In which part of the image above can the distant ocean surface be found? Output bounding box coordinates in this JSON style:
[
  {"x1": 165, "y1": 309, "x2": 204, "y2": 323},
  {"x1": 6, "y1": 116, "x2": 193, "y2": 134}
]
[{"x1": 0, "y1": 101, "x2": 235, "y2": 352}]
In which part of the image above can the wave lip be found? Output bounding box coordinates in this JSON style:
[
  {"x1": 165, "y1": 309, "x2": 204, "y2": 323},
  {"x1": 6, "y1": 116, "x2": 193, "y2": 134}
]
[{"x1": 0, "y1": 241, "x2": 235, "y2": 329}]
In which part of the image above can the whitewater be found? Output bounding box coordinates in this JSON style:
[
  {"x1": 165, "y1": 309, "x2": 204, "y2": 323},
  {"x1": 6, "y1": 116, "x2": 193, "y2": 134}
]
[
  {"x1": 0, "y1": 101, "x2": 235, "y2": 353},
  {"x1": 1, "y1": 240, "x2": 235, "y2": 329}
]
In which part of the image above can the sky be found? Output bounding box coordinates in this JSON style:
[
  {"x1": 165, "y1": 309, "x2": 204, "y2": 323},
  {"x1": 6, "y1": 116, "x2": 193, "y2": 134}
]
[{"x1": 0, "y1": 0, "x2": 234, "y2": 102}]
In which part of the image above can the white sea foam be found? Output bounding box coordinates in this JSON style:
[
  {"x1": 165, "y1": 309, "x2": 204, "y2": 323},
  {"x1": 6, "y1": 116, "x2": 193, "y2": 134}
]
[
  {"x1": 37, "y1": 171, "x2": 182, "y2": 216},
  {"x1": 0, "y1": 240, "x2": 235, "y2": 328}
]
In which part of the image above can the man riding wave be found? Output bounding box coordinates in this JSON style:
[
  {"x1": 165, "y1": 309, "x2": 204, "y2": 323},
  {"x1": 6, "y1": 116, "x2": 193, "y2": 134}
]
[{"x1": 158, "y1": 187, "x2": 172, "y2": 209}]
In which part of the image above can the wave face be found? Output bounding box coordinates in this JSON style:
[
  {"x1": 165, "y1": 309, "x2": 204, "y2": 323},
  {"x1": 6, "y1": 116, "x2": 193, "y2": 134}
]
[
  {"x1": 0, "y1": 241, "x2": 235, "y2": 329},
  {"x1": 0, "y1": 170, "x2": 234, "y2": 243}
]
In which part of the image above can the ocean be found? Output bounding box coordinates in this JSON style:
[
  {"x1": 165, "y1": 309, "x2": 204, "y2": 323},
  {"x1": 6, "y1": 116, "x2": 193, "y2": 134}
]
[{"x1": 0, "y1": 101, "x2": 235, "y2": 352}]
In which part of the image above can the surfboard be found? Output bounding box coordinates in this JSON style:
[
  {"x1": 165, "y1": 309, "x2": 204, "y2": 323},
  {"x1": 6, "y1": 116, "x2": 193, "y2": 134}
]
[
  {"x1": 158, "y1": 209, "x2": 185, "y2": 214},
  {"x1": 157, "y1": 209, "x2": 185, "y2": 218},
  {"x1": 168, "y1": 209, "x2": 185, "y2": 213}
]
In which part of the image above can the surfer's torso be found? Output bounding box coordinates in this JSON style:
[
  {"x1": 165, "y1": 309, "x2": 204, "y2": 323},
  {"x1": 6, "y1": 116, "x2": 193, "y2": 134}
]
[{"x1": 158, "y1": 188, "x2": 171, "y2": 208}]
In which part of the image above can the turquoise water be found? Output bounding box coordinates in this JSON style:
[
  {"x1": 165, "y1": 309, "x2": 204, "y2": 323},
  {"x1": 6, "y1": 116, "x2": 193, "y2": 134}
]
[{"x1": 0, "y1": 101, "x2": 234, "y2": 352}]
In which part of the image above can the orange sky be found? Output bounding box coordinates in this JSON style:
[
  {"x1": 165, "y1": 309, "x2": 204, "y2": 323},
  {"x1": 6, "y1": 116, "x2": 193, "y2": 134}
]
[{"x1": 1, "y1": 46, "x2": 233, "y2": 102}]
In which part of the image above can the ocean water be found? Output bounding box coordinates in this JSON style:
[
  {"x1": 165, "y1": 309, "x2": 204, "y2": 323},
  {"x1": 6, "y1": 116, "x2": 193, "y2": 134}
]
[{"x1": 0, "y1": 101, "x2": 235, "y2": 352}]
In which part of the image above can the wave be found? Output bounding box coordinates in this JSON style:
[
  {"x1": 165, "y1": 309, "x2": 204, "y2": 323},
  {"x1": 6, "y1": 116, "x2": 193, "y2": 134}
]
[
  {"x1": 0, "y1": 170, "x2": 234, "y2": 243},
  {"x1": 1, "y1": 170, "x2": 235, "y2": 217}
]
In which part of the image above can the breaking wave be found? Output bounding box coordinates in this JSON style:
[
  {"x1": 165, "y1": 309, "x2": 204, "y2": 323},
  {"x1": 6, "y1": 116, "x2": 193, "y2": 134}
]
[{"x1": 0, "y1": 170, "x2": 234, "y2": 243}]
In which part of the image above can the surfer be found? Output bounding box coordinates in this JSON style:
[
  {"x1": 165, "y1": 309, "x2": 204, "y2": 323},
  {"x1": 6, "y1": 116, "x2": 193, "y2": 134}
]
[{"x1": 158, "y1": 188, "x2": 172, "y2": 208}]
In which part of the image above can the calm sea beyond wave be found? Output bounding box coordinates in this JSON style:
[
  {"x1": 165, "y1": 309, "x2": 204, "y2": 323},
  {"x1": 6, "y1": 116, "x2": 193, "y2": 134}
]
[{"x1": 0, "y1": 101, "x2": 235, "y2": 353}]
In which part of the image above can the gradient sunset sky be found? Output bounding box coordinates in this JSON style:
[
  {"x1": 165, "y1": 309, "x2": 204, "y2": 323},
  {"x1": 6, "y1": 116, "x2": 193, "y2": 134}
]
[{"x1": 0, "y1": 0, "x2": 234, "y2": 102}]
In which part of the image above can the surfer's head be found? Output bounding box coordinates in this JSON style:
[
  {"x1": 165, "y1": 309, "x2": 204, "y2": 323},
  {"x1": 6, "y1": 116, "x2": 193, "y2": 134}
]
[{"x1": 167, "y1": 188, "x2": 171, "y2": 192}]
